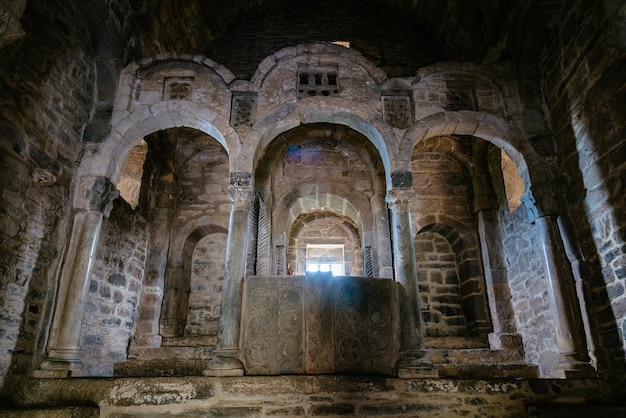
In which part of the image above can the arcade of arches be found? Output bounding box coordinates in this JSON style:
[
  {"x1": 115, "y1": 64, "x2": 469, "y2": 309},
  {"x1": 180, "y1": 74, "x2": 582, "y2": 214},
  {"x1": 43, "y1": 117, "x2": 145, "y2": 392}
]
[{"x1": 1, "y1": 0, "x2": 626, "y2": 416}]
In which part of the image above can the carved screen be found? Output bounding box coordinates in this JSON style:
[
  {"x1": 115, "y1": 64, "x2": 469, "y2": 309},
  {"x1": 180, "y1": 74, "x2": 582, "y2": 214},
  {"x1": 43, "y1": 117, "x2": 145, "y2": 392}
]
[{"x1": 242, "y1": 275, "x2": 400, "y2": 375}]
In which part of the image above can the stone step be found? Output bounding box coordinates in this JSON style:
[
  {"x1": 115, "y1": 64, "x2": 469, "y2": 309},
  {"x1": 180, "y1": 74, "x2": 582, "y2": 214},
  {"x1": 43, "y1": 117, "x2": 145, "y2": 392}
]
[
  {"x1": 114, "y1": 358, "x2": 208, "y2": 377},
  {"x1": 0, "y1": 407, "x2": 99, "y2": 417},
  {"x1": 128, "y1": 345, "x2": 215, "y2": 361},
  {"x1": 436, "y1": 362, "x2": 539, "y2": 379},
  {"x1": 425, "y1": 348, "x2": 527, "y2": 365}
]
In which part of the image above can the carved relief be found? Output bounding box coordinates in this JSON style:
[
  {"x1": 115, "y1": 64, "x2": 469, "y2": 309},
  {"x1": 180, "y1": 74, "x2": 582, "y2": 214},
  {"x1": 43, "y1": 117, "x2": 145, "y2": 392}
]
[
  {"x1": 164, "y1": 77, "x2": 193, "y2": 100},
  {"x1": 89, "y1": 177, "x2": 119, "y2": 217},
  {"x1": 231, "y1": 94, "x2": 257, "y2": 127},
  {"x1": 390, "y1": 171, "x2": 413, "y2": 189},
  {"x1": 382, "y1": 95, "x2": 413, "y2": 129},
  {"x1": 242, "y1": 276, "x2": 399, "y2": 375}
]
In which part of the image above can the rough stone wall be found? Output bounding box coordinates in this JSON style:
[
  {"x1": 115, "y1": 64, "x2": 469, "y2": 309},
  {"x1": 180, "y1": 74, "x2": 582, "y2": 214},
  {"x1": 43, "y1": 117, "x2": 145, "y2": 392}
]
[
  {"x1": 159, "y1": 130, "x2": 230, "y2": 338},
  {"x1": 488, "y1": 147, "x2": 556, "y2": 366},
  {"x1": 205, "y1": 0, "x2": 445, "y2": 80},
  {"x1": 410, "y1": 143, "x2": 474, "y2": 229},
  {"x1": 80, "y1": 200, "x2": 148, "y2": 376},
  {"x1": 540, "y1": 0, "x2": 626, "y2": 382},
  {"x1": 415, "y1": 231, "x2": 467, "y2": 339},
  {"x1": 0, "y1": 1, "x2": 101, "y2": 386},
  {"x1": 184, "y1": 232, "x2": 227, "y2": 337}
]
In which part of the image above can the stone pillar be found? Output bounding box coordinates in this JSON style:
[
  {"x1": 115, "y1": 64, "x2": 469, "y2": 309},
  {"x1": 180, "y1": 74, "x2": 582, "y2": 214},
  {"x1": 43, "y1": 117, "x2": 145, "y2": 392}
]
[
  {"x1": 205, "y1": 172, "x2": 253, "y2": 376},
  {"x1": 34, "y1": 177, "x2": 118, "y2": 378},
  {"x1": 472, "y1": 175, "x2": 522, "y2": 349},
  {"x1": 276, "y1": 245, "x2": 286, "y2": 275},
  {"x1": 372, "y1": 195, "x2": 393, "y2": 279},
  {"x1": 387, "y1": 178, "x2": 436, "y2": 378},
  {"x1": 523, "y1": 182, "x2": 595, "y2": 378}
]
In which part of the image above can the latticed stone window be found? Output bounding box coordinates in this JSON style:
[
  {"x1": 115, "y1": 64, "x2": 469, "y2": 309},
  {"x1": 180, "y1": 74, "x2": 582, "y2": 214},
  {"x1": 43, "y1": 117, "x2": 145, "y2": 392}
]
[{"x1": 297, "y1": 66, "x2": 339, "y2": 98}]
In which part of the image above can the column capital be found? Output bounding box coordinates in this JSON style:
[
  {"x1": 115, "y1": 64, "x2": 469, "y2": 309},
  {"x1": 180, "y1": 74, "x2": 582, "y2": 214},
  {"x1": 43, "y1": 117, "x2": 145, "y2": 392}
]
[
  {"x1": 74, "y1": 176, "x2": 119, "y2": 217},
  {"x1": 228, "y1": 171, "x2": 254, "y2": 210},
  {"x1": 522, "y1": 181, "x2": 560, "y2": 222},
  {"x1": 386, "y1": 188, "x2": 413, "y2": 211}
]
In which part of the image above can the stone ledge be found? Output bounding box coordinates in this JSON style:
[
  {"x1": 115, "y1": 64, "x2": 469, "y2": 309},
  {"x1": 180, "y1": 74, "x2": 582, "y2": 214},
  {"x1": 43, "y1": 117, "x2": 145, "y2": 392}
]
[{"x1": 0, "y1": 375, "x2": 614, "y2": 417}]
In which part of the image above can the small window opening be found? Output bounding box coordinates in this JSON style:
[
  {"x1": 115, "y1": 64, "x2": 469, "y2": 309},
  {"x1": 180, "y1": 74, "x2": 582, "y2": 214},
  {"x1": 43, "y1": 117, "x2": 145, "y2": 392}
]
[
  {"x1": 501, "y1": 149, "x2": 524, "y2": 211},
  {"x1": 117, "y1": 139, "x2": 148, "y2": 209},
  {"x1": 306, "y1": 244, "x2": 344, "y2": 276}
]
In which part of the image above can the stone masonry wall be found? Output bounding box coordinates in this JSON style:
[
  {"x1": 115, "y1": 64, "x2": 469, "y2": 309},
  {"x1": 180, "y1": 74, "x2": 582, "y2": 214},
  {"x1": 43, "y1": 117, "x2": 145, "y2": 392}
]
[
  {"x1": 185, "y1": 232, "x2": 227, "y2": 338},
  {"x1": 415, "y1": 231, "x2": 467, "y2": 339},
  {"x1": 0, "y1": 1, "x2": 101, "y2": 387},
  {"x1": 541, "y1": 0, "x2": 626, "y2": 383},
  {"x1": 80, "y1": 200, "x2": 148, "y2": 376},
  {"x1": 488, "y1": 147, "x2": 556, "y2": 367}
]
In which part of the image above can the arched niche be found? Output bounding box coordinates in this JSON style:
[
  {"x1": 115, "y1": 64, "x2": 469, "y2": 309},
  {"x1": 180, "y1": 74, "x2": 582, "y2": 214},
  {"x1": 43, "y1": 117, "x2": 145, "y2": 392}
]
[
  {"x1": 288, "y1": 210, "x2": 362, "y2": 276},
  {"x1": 415, "y1": 223, "x2": 490, "y2": 348},
  {"x1": 249, "y1": 122, "x2": 391, "y2": 277}
]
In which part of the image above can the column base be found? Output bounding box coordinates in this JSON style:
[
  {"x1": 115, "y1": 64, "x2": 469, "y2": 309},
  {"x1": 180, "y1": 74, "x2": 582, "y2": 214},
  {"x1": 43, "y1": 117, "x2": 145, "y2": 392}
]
[
  {"x1": 203, "y1": 348, "x2": 244, "y2": 377},
  {"x1": 489, "y1": 332, "x2": 523, "y2": 349},
  {"x1": 549, "y1": 353, "x2": 597, "y2": 379},
  {"x1": 396, "y1": 348, "x2": 439, "y2": 378},
  {"x1": 33, "y1": 356, "x2": 83, "y2": 378},
  {"x1": 541, "y1": 351, "x2": 597, "y2": 379}
]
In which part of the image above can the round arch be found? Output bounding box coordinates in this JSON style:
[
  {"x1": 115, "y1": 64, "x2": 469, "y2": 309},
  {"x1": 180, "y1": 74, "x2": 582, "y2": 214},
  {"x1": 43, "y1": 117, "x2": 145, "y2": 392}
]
[
  {"x1": 399, "y1": 111, "x2": 551, "y2": 191},
  {"x1": 239, "y1": 100, "x2": 399, "y2": 190}
]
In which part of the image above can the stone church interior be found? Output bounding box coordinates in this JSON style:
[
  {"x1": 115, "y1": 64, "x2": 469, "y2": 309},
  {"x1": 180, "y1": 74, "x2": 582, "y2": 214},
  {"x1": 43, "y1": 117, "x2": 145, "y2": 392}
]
[{"x1": 1, "y1": 0, "x2": 625, "y2": 416}]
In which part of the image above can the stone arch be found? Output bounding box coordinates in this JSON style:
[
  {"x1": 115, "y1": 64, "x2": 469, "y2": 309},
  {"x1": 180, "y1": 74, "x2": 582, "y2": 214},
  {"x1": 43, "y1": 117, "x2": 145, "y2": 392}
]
[
  {"x1": 399, "y1": 111, "x2": 550, "y2": 196},
  {"x1": 415, "y1": 221, "x2": 492, "y2": 342},
  {"x1": 160, "y1": 224, "x2": 227, "y2": 341},
  {"x1": 240, "y1": 101, "x2": 398, "y2": 190},
  {"x1": 74, "y1": 54, "x2": 240, "y2": 208}
]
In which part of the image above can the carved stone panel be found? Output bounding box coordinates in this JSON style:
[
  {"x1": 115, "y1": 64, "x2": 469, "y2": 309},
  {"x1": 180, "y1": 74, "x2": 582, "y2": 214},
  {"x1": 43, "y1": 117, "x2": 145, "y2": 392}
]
[
  {"x1": 231, "y1": 93, "x2": 257, "y2": 127},
  {"x1": 164, "y1": 77, "x2": 193, "y2": 100},
  {"x1": 382, "y1": 96, "x2": 413, "y2": 129},
  {"x1": 243, "y1": 277, "x2": 304, "y2": 375},
  {"x1": 242, "y1": 275, "x2": 400, "y2": 376}
]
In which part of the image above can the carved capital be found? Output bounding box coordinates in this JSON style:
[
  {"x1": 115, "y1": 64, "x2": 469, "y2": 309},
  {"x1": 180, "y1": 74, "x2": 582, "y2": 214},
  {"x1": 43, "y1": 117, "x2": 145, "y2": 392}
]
[
  {"x1": 89, "y1": 177, "x2": 119, "y2": 217},
  {"x1": 522, "y1": 181, "x2": 559, "y2": 222},
  {"x1": 228, "y1": 186, "x2": 255, "y2": 210},
  {"x1": 386, "y1": 188, "x2": 413, "y2": 212},
  {"x1": 228, "y1": 171, "x2": 254, "y2": 210}
]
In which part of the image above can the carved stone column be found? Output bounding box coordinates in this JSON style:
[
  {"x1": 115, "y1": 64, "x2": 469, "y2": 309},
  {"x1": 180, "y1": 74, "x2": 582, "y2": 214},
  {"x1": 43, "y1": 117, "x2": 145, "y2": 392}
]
[
  {"x1": 472, "y1": 174, "x2": 522, "y2": 349},
  {"x1": 34, "y1": 177, "x2": 119, "y2": 378},
  {"x1": 524, "y1": 182, "x2": 595, "y2": 378},
  {"x1": 372, "y1": 195, "x2": 393, "y2": 279},
  {"x1": 387, "y1": 176, "x2": 436, "y2": 378},
  {"x1": 205, "y1": 172, "x2": 253, "y2": 376},
  {"x1": 256, "y1": 192, "x2": 272, "y2": 275}
]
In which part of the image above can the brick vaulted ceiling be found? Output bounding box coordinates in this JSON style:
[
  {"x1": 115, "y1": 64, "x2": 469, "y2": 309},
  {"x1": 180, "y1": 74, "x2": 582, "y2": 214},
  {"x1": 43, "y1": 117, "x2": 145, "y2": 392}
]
[{"x1": 134, "y1": 0, "x2": 538, "y2": 78}]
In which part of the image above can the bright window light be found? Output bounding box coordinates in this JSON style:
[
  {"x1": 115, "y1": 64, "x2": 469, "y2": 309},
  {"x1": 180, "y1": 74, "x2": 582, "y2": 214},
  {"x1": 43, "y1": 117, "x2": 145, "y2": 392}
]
[{"x1": 306, "y1": 244, "x2": 345, "y2": 276}]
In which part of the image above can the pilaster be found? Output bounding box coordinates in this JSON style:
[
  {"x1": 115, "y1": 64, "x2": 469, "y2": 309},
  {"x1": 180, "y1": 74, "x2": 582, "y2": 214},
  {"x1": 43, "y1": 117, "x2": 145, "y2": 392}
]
[{"x1": 34, "y1": 177, "x2": 119, "y2": 378}]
